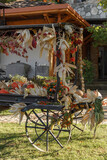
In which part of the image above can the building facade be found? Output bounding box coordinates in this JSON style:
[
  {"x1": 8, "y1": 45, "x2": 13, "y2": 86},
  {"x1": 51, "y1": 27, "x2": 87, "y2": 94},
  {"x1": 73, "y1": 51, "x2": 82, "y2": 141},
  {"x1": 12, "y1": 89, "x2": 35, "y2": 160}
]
[
  {"x1": 68, "y1": 0, "x2": 107, "y2": 80},
  {"x1": 0, "y1": 0, "x2": 106, "y2": 81}
]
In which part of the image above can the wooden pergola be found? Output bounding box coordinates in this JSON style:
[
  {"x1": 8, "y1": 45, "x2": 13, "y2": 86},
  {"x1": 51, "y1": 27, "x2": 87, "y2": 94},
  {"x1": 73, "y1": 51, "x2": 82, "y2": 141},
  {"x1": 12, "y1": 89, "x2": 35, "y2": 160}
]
[
  {"x1": 0, "y1": 3, "x2": 91, "y2": 92},
  {"x1": 2, "y1": 3, "x2": 90, "y2": 28},
  {"x1": 0, "y1": 3, "x2": 91, "y2": 45}
]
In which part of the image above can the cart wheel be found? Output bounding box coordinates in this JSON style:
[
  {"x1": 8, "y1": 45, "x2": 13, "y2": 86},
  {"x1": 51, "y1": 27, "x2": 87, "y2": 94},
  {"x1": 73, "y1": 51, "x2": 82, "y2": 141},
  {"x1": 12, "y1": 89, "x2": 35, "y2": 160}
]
[
  {"x1": 25, "y1": 109, "x2": 70, "y2": 152},
  {"x1": 70, "y1": 110, "x2": 84, "y2": 139}
]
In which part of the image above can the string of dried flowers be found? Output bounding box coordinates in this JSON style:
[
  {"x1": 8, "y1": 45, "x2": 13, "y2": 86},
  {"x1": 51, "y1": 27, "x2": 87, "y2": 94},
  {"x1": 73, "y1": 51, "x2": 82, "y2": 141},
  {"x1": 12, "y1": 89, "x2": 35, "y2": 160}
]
[
  {"x1": 78, "y1": 28, "x2": 85, "y2": 92},
  {"x1": 0, "y1": 29, "x2": 36, "y2": 61}
]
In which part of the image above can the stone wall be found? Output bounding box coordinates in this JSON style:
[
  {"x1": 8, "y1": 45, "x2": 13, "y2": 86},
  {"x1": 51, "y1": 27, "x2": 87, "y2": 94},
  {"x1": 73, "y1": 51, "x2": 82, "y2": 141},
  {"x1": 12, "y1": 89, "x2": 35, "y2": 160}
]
[
  {"x1": 68, "y1": 0, "x2": 107, "y2": 20},
  {"x1": 67, "y1": 0, "x2": 107, "y2": 80},
  {"x1": 6, "y1": 0, "x2": 107, "y2": 20}
]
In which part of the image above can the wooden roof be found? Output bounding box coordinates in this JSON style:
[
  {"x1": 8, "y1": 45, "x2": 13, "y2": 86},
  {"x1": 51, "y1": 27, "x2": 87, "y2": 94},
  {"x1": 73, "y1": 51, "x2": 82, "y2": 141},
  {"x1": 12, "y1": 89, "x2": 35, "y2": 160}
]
[{"x1": 3, "y1": 3, "x2": 90, "y2": 28}]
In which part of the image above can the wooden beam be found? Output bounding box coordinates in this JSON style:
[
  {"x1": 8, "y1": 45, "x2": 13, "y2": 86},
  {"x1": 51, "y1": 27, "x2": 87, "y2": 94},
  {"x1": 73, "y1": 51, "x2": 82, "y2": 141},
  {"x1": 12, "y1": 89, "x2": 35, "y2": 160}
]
[
  {"x1": 83, "y1": 37, "x2": 93, "y2": 45},
  {"x1": 57, "y1": 13, "x2": 61, "y2": 23},
  {"x1": 6, "y1": 17, "x2": 56, "y2": 26},
  {"x1": 6, "y1": 19, "x2": 46, "y2": 25},
  {"x1": 83, "y1": 34, "x2": 92, "y2": 45},
  {"x1": 84, "y1": 34, "x2": 92, "y2": 42},
  {"x1": 60, "y1": 15, "x2": 71, "y2": 23},
  {"x1": 5, "y1": 9, "x2": 67, "y2": 18},
  {"x1": 43, "y1": 13, "x2": 51, "y2": 23},
  {"x1": 67, "y1": 9, "x2": 90, "y2": 28},
  {"x1": 20, "y1": 15, "x2": 28, "y2": 19}
]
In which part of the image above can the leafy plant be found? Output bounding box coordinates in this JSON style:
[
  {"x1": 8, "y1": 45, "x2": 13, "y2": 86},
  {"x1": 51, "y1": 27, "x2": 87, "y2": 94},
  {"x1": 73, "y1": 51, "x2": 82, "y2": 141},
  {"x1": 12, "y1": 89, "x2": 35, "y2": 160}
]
[
  {"x1": 87, "y1": 22, "x2": 107, "y2": 47},
  {"x1": 83, "y1": 59, "x2": 94, "y2": 85},
  {"x1": 98, "y1": 0, "x2": 107, "y2": 11},
  {"x1": 94, "y1": 98, "x2": 104, "y2": 125}
]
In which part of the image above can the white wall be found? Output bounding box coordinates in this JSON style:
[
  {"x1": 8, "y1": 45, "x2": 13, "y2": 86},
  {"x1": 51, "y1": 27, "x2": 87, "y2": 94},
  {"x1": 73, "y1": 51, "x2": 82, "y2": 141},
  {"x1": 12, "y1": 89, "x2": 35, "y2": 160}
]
[{"x1": 0, "y1": 45, "x2": 49, "y2": 78}]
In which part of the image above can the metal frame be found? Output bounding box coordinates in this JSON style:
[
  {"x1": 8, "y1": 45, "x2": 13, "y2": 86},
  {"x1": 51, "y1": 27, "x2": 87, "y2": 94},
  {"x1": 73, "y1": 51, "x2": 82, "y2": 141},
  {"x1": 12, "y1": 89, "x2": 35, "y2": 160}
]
[{"x1": 0, "y1": 23, "x2": 61, "y2": 30}]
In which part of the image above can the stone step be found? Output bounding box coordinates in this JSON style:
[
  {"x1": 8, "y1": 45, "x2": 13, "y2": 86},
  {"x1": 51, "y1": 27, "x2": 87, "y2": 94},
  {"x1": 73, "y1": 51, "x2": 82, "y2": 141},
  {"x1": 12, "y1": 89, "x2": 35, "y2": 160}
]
[
  {"x1": 87, "y1": 85, "x2": 107, "y2": 90},
  {"x1": 103, "y1": 106, "x2": 107, "y2": 110},
  {"x1": 100, "y1": 91, "x2": 107, "y2": 98},
  {"x1": 103, "y1": 106, "x2": 107, "y2": 119},
  {"x1": 86, "y1": 80, "x2": 107, "y2": 90},
  {"x1": 104, "y1": 115, "x2": 107, "y2": 119},
  {"x1": 92, "y1": 81, "x2": 107, "y2": 84}
]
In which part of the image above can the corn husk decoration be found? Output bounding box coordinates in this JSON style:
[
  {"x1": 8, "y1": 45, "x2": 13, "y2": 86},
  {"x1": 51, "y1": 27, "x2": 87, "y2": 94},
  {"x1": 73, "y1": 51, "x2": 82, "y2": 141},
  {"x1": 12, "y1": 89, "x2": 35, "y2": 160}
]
[
  {"x1": 9, "y1": 74, "x2": 27, "y2": 83},
  {"x1": 33, "y1": 84, "x2": 47, "y2": 96},
  {"x1": 59, "y1": 38, "x2": 69, "y2": 62},
  {"x1": 58, "y1": 34, "x2": 70, "y2": 85},
  {"x1": 9, "y1": 84, "x2": 25, "y2": 95},
  {"x1": 81, "y1": 108, "x2": 95, "y2": 130},
  {"x1": 61, "y1": 95, "x2": 72, "y2": 109},
  {"x1": 86, "y1": 89, "x2": 102, "y2": 102},
  {"x1": 54, "y1": 63, "x2": 77, "y2": 86},
  {"x1": 68, "y1": 85, "x2": 78, "y2": 95},
  {"x1": 81, "y1": 98, "x2": 104, "y2": 137},
  {"x1": 73, "y1": 89, "x2": 102, "y2": 104},
  {"x1": 38, "y1": 25, "x2": 56, "y2": 58},
  {"x1": 37, "y1": 25, "x2": 56, "y2": 76},
  {"x1": 9, "y1": 103, "x2": 26, "y2": 124},
  {"x1": 16, "y1": 29, "x2": 33, "y2": 48},
  {"x1": 0, "y1": 81, "x2": 8, "y2": 89},
  {"x1": 64, "y1": 25, "x2": 73, "y2": 36},
  {"x1": 24, "y1": 84, "x2": 47, "y2": 98}
]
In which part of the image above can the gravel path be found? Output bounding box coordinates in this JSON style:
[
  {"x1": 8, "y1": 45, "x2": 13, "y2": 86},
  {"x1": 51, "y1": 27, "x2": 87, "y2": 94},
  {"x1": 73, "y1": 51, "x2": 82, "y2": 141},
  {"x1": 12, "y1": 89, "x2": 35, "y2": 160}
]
[
  {"x1": 0, "y1": 114, "x2": 27, "y2": 123},
  {"x1": 0, "y1": 113, "x2": 107, "y2": 124},
  {"x1": 0, "y1": 104, "x2": 107, "y2": 124}
]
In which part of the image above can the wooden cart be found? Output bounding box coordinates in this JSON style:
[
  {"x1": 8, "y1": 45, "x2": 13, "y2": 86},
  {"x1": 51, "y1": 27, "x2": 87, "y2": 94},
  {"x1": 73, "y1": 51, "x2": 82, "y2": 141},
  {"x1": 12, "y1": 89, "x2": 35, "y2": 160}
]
[
  {"x1": 0, "y1": 23, "x2": 89, "y2": 152},
  {"x1": 0, "y1": 93, "x2": 86, "y2": 152}
]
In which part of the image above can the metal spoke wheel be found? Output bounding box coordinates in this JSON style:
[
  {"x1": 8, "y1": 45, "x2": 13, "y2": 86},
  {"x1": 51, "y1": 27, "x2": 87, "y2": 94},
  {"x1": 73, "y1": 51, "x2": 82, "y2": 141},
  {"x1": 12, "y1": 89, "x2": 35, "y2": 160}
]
[
  {"x1": 70, "y1": 109, "x2": 84, "y2": 139},
  {"x1": 25, "y1": 109, "x2": 71, "y2": 152}
]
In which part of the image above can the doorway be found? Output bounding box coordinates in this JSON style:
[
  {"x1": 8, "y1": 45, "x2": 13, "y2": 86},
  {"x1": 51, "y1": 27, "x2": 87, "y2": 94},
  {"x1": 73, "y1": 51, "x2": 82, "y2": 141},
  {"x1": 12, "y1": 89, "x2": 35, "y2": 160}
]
[{"x1": 98, "y1": 47, "x2": 107, "y2": 79}]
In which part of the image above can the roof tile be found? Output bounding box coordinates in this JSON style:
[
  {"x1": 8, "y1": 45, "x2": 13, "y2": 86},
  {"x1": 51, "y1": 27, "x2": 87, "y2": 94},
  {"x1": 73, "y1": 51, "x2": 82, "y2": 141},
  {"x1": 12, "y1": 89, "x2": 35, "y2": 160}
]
[{"x1": 6, "y1": 0, "x2": 53, "y2": 8}]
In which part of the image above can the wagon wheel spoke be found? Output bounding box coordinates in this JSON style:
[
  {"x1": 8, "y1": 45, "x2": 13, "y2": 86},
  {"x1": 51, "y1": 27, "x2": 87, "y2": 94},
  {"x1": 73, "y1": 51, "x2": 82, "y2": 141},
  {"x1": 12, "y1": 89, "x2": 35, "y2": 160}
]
[
  {"x1": 25, "y1": 109, "x2": 70, "y2": 152},
  {"x1": 72, "y1": 124, "x2": 84, "y2": 132},
  {"x1": 49, "y1": 130, "x2": 63, "y2": 148},
  {"x1": 26, "y1": 126, "x2": 45, "y2": 130},
  {"x1": 32, "y1": 130, "x2": 46, "y2": 144},
  {"x1": 25, "y1": 111, "x2": 46, "y2": 127},
  {"x1": 25, "y1": 112, "x2": 37, "y2": 124},
  {"x1": 70, "y1": 110, "x2": 85, "y2": 139},
  {"x1": 32, "y1": 110, "x2": 47, "y2": 127}
]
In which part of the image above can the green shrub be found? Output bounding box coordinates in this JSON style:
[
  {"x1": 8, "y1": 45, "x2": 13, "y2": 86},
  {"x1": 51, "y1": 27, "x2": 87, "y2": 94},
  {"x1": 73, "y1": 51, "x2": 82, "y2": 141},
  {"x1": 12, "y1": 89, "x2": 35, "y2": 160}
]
[{"x1": 83, "y1": 59, "x2": 94, "y2": 85}]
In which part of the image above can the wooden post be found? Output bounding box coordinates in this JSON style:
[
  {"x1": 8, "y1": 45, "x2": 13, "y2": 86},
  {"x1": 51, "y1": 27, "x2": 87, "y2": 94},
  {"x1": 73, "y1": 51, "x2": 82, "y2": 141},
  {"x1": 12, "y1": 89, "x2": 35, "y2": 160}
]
[
  {"x1": 3, "y1": 9, "x2": 5, "y2": 25},
  {"x1": 54, "y1": 26, "x2": 60, "y2": 101},
  {"x1": 78, "y1": 28, "x2": 85, "y2": 92}
]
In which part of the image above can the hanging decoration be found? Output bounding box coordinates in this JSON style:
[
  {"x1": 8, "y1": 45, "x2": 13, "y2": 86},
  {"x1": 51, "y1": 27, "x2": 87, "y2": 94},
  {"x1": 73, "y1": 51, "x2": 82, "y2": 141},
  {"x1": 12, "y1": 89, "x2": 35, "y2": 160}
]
[
  {"x1": 16, "y1": 29, "x2": 33, "y2": 48},
  {"x1": 54, "y1": 24, "x2": 83, "y2": 89},
  {"x1": 0, "y1": 28, "x2": 37, "y2": 61},
  {"x1": 37, "y1": 25, "x2": 56, "y2": 76},
  {"x1": 78, "y1": 28, "x2": 85, "y2": 92},
  {"x1": 0, "y1": 24, "x2": 104, "y2": 135}
]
